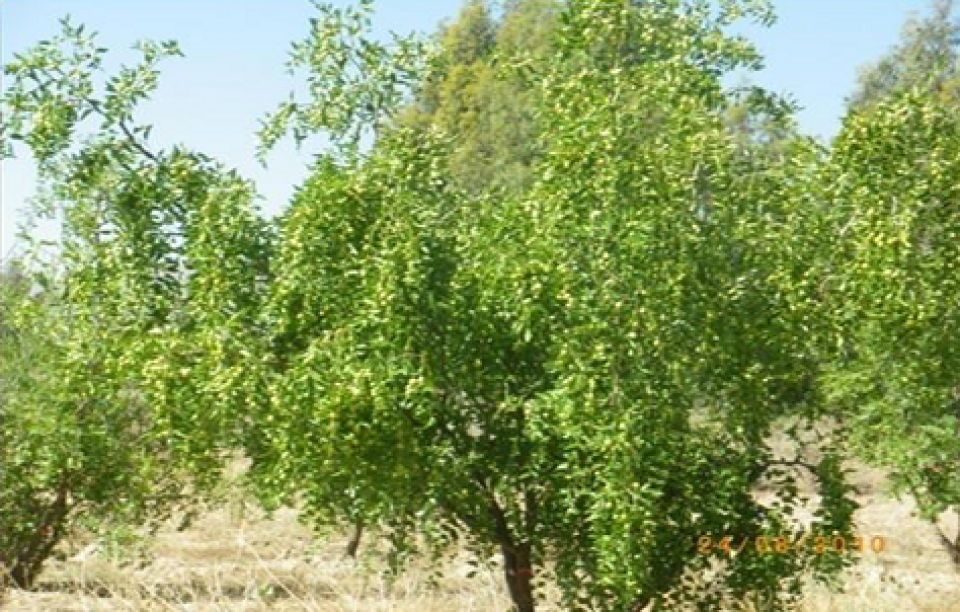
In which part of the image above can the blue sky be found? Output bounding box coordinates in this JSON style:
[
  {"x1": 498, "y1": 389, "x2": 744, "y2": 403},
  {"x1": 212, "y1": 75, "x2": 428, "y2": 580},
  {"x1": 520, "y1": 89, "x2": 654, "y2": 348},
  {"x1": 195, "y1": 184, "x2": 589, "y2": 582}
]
[{"x1": 0, "y1": 0, "x2": 934, "y2": 257}]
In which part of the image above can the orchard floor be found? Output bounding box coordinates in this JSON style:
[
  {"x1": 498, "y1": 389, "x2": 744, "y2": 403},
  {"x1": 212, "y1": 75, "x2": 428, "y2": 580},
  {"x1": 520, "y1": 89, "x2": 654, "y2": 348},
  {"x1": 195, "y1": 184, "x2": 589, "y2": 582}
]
[{"x1": 4, "y1": 460, "x2": 959, "y2": 612}]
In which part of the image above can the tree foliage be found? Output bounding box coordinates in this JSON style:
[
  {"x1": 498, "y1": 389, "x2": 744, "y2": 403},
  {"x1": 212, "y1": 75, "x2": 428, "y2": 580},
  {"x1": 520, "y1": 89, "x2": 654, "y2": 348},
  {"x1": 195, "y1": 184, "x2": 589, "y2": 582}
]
[
  {"x1": 257, "y1": 0, "x2": 431, "y2": 162},
  {"x1": 821, "y1": 90, "x2": 960, "y2": 565},
  {"x1": 849, "y1": 0, "x2": 960, "y2": 109},
  {"x1": 248, "y1": 2, "x2": 858, "y2": 610},
  {"x1": 395, "y1": 0, "x2": 558, "y2": 195},
  {"x1": 0, "y1": 19, "x2": 272, "y2": 590}
]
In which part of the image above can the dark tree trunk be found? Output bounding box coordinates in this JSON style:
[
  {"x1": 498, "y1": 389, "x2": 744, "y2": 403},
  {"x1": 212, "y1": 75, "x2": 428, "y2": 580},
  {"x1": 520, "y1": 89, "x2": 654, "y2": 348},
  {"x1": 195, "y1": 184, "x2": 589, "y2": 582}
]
[
  {"x1": 3, "y1": 510, "x2": 67, "y2": 591},
  {"x1": 500, "y1": 540, "x2": 535, "y2": 612},
  {"x1": 938, "y1": 519, "x2": 960, "y2": 568},
  {"x1": 344, "y1": 519, "x2": 364, "y2": 559},
  {"x1": 488, "y1": 494, "x2": 535, "y2": 612},
  {"x1": 1, "y1": 483, "x2": 71, "y2": 593}
]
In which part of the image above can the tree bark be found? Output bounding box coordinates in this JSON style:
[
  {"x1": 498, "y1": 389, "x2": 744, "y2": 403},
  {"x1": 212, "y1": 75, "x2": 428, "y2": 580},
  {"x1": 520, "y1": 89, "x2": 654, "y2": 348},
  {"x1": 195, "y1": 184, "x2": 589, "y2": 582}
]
[
  {"x1": 937, "y1": 510, "x2": 960, "y2": 569},
  {"x1": 4, "y1": 487, "x2": 70, "y2": 591},
  {"x1": 344, "y1": 519, "x2": 364, "y2": 559},
  {"x1": 500, "y1": 540, "x2": 535, "y2": 612},
  {"x1": 489, "y1": 495, "x2": 535, "y2": 612}
]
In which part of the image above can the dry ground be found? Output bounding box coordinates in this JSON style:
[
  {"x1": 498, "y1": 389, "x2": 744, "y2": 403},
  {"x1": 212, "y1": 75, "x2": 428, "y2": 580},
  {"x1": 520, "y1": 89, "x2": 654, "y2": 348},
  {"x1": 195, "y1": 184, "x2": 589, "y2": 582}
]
[{"x1": 3, "y1": 461, "x2": 959, "y2": 612}]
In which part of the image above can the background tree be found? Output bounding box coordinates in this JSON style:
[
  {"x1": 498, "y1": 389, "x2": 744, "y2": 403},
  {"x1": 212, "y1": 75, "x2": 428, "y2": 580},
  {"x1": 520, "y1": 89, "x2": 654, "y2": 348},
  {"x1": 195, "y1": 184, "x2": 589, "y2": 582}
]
[
  {"x1": 395, "y1": 0, "x2": 557, "y2": 195},
  {"x1": 398, "y1": 0, "x2": 798, "y2": 195},
  {"x1": 848, "y1": 0, "x2": 960, "y2": 109}
]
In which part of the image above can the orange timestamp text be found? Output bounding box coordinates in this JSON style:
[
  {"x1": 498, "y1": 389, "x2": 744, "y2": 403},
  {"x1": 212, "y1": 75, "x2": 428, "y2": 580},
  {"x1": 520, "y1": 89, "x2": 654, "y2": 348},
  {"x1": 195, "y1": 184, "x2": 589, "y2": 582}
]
[{"x1": 697, "y1": 534, "x2": 885, "y2": 556}]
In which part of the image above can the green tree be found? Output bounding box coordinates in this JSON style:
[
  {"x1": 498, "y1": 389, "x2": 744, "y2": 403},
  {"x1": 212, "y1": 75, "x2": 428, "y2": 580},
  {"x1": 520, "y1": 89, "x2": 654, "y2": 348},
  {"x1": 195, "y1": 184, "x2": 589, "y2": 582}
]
[
  {"x1": 821, "y1": 90, "x2": 960, "y2": 566},
  {"x1": 0, "y1": 20, "x2": 273, "y2": 591},
  {"x1": 849, "y1": 0, "x2": 960, "y2": 109},
  {"x1": 253, "y1": 2, "x2": 857, "y2": 610},
  {"x1": 395, "y1": 0, "x2": 558, "y2": 195},
  {"x1": 400, "y1": 0, "x2": 794, "y2": 196}
]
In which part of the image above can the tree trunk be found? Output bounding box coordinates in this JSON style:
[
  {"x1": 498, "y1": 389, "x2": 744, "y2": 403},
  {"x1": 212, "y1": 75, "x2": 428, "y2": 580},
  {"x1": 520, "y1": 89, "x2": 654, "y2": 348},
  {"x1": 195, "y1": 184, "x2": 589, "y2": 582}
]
[
  {"x1": 1, "y1": 482, "x2": 71, "y2": 593},
  {"x1": 938, "y1": 509, "x2": 960, "y2": 569},
  {"x1": 9, "y1": 556, "x2": 41, "y2": 591},
  {"x1": 344, "y1": 519, "x2": 364, "y2": 559},
  {"x1": 4, "y1": 519, "x2": 64, "y2": 591},
  {"x1": 486, "y1": 486, "x2": 536, "y2": 612},
  {"x1": 500, "y1": 540, "x2": 535, "y2": 612}
]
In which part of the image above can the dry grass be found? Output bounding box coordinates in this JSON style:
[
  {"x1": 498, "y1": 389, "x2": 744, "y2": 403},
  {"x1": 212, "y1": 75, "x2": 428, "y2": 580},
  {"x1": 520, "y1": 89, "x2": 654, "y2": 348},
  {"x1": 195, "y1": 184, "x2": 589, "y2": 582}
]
[
  {"x1": 3, "y1": 505, "x2": 518, "y2": 612},
  {"x1": 796, "y1": 460, "x2": 960, "y2": 612},
  {"x1": 4, "y1": 455, "x2": 959, "y2": 611}
]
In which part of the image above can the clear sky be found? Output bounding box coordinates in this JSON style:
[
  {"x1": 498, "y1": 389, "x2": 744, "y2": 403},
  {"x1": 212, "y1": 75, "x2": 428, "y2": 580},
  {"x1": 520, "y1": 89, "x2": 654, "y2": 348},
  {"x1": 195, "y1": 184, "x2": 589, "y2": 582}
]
[{"x1": 0, "y1": 0, "x2": 934, "y2": 258}]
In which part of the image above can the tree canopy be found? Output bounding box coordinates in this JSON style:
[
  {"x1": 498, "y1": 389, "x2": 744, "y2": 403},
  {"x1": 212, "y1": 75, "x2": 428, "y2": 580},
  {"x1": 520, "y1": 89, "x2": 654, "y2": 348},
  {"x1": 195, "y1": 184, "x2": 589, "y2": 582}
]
[{"x1": 849, "y1": 0, "x2": 960, "y2": 109}]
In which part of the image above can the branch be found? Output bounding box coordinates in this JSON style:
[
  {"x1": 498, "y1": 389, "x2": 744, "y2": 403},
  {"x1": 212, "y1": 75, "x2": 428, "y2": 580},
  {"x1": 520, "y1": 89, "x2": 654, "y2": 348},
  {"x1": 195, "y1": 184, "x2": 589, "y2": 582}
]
[
  {"x1": 45, "y1": 64, "x2": 161, "y2": 164},
  {"x1": 84, "y1": 97, "x2": 160, "y2": 163},
  {"x1": 116, "y1": 117, "x2": 159, "y2": 163},
  {"x1": 937, "y1": 525, "x2": 960, "y2": 568}
]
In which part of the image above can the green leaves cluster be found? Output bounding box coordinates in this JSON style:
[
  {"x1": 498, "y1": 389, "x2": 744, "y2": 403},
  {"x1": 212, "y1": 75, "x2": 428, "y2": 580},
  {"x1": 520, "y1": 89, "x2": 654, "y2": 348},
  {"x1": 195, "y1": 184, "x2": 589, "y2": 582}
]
[
  {"x1": 1, "y1": 19, "x2": 271, "y2": 591},
  {"x1": 820, "y1": 91, "x2": 960, "y2": 528},
  {"x1": 256, "y1": 0, "x2": 431, "y2": 161}
]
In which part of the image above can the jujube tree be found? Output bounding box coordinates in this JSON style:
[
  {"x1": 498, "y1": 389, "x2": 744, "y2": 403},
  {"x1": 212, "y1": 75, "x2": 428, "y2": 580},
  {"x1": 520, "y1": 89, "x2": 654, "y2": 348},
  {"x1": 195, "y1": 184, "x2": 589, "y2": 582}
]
[
  {"x1": 247, "y1": 1, "x2": 859, "y2": 610},
  {"x1": 0, "y1": 20, "x2": 272, "y2": 591},
  {"x1": 820, "y1": 90, "x2": 960, "y2": 566}
]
